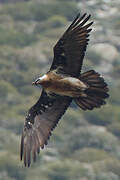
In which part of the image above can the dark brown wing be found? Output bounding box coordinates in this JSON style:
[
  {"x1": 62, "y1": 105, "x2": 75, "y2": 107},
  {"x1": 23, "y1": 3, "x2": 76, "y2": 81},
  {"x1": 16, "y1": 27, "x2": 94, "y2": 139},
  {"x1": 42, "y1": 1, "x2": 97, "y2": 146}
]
[
  {"x1": 51, "y1": 13, "x2": 93, "y2": 76},
  {"x1": 20, "y1": 13, "x2": 93, "y2": 167},
  {"x1": 20, "y1": 90, "x2": 72, "y2": 167}
]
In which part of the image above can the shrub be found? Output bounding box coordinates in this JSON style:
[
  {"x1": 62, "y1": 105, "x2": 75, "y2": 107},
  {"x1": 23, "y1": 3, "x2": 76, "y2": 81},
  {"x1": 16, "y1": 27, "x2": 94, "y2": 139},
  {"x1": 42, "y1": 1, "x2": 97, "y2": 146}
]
[
  {"x1": 0, "y1": 27, "x2": 37, "y2": 47},
  {"x1": 83, "y1": 106, "x2": 112, "y2": 126},
  {"x1": 73, "y1": 148, "x2": 111, "y2": 163},
  {"x1": 0, "y1": 80, "x2": 19, "y2": 105},
  {"x1": 93, "y1": 158, "x2": 120, "y2": 177},
  {"x1": 30, "y1": 1, "x2": 78, "y2": 21},
  {"x1": 2, "y1": 2, "x2": 33, "y2": 21},
  {"x1": 0, "y1": 151, "x2": 25, "y2": 180},
  {"x1": 46, "y1": 159, "x2": 90, "y2": 180},
  {"x1": 96, "y1": 172, "x2": 119, "y2": 180},
  {"x1": 86, "y1": 50, "x2": 102, "y2": 65},
  {"x1": 62, "y1": 126, "x2": 120, "y2": 157},
  {"x1": 107, "y1": 122, "x2": 120, "y2": 137},
  {"x1": 34, "y1": 15, "x2": 67, "y2": 34}
]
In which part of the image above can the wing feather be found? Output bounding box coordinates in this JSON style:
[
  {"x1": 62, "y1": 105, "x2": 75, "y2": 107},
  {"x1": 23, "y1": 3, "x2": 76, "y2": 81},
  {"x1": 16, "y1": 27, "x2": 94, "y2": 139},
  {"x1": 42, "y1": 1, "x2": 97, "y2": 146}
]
[
  {"x1": 51, "y1": 13, "x2": 93, "y2": 76},
  {"x1": 21, "y1": 91, "x2": 72, "y2": 166},
  {"x1": 21, "y1": 13, "x2": 93, "y2": 166}
]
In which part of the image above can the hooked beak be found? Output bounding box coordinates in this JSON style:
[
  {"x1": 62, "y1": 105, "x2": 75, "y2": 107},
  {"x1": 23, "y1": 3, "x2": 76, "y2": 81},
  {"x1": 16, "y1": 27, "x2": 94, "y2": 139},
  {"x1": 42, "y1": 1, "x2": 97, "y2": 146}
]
[
  {"x1": 32, "y1": 78, "x2": 41, "y2": 86},
  {"x1": 32, "y1": 74, "x2": 47, "y2": 86}
]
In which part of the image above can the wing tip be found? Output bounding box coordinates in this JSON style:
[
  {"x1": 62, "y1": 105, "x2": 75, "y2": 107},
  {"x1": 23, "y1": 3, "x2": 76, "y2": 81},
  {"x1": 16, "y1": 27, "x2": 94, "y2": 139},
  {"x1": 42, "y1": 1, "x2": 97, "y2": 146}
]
[
  {"x1": 20, "y1": 134, "x2": 24, "y2": 161},
  {"x1": 80, "y1": 13, "x2": 91, "y2": 20},
  {"x1": 33, "y1": 151, "x2": 37, "y2": 162},
  {"x1": 20, "y1": 132, "x2": 32, "y2": 167},
  {"x1": 89, "y1": 21, "x2": 94, "y2": 26},
  {"x1": 71, "y1": 13, "x2": 93, "y2": 31},
  {"x1": 88, "y1": 14, "x2": 91, "y2": 19},
  {"x1": 37, "y1": 147, "x2": 40, "y2": 154},
  {"x1": 76, "y1": 12, "x2": 80, "y2": 18},
  {"x1": 81, "y1": 12, "x2": 87, "y2": 19}
]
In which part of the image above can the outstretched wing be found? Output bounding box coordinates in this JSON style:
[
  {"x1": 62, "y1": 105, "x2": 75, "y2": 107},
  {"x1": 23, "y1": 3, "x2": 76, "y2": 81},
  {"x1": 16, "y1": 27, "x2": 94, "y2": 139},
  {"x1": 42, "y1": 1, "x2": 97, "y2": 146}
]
[
  {"x1": 20, "y1": 13, "x2": 93, "y2": 166},
  {"x1": 21, "y1": 90, "x2": 72, "y2": 167},
  {"x1": 51, "y1": 13, "x2": 93, "y2": 76}
]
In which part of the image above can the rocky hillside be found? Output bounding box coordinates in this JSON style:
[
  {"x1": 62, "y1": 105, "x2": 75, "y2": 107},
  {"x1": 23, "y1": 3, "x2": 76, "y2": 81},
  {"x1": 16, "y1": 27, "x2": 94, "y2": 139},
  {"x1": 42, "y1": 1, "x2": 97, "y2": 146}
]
[{"x1": 0, "y1": 0, "x2": 120, "y2": 180}]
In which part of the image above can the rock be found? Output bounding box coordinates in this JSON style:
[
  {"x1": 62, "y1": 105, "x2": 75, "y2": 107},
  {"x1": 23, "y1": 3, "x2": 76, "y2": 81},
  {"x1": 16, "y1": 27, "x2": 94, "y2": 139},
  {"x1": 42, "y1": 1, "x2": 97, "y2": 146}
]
[{"x1": 91, "y1": 43, "x2": 119, "y2": 62}]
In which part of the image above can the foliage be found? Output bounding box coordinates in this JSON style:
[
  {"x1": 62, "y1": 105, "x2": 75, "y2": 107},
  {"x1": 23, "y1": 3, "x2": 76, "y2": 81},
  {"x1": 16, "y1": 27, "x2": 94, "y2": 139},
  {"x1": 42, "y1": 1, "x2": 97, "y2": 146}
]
[
  {"x1": 0, "y1": 0, "x2": 119, "y2": 180},
  {"x1": 86, "y1": 50, "x2": 102, "y2": 65},
  {"x1": 0, "y1": 27, "x2": 37, "y2": 47}
]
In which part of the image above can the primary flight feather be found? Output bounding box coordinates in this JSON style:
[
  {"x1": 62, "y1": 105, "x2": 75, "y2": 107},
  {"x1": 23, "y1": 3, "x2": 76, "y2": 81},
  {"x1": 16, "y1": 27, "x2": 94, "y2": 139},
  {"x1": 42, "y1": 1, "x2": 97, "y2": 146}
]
[{"x1": 20, "y1": 13, "x2": 109, "y2": 167}]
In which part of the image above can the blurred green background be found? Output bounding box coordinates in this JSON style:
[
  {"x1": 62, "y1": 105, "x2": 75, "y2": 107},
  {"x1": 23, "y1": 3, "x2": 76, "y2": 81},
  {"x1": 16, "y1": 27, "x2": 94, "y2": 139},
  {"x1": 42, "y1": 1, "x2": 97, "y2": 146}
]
[{"x1": 0, "y1": 0, "x2": 120, "y2": 179}]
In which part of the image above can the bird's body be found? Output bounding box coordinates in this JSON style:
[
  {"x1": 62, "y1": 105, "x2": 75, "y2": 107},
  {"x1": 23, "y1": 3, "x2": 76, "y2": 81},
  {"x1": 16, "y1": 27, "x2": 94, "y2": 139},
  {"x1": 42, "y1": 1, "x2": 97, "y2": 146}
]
[
  {"x1": 36, "y1": 71, "x2": 87, "y2": 97},
  {"x1": 20, "y1": 13, "x2": 109, "y2": 167}
]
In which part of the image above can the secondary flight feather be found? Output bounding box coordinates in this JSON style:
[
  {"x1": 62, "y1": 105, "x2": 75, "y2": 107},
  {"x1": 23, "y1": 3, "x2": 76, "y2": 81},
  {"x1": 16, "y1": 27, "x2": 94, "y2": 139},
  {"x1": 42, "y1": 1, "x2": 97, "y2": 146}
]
[{"x1": 20, "y1": 13, "x2": 109, "y2": 167}]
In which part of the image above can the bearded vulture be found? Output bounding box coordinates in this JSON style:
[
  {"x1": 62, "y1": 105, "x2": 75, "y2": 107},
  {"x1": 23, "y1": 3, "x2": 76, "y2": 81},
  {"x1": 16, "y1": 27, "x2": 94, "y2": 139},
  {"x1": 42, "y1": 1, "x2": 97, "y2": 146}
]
[{"x1": 20, "y1": 13, "x2": 109, "y2": 167}]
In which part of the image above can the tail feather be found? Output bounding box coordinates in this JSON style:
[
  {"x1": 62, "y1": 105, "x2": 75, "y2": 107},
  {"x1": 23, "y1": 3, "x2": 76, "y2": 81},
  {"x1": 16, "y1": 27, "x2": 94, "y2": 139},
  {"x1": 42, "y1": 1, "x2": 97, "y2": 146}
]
[{"x1": 74, "y1": 70, "x2": 109, "y2": 111}]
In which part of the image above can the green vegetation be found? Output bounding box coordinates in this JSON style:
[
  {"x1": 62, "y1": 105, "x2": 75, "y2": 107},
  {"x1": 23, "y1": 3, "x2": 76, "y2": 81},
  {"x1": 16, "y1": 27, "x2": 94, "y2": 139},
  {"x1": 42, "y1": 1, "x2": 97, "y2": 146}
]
[{"x1": 0, "y1": 0, "x2": 119, "y2": 180}]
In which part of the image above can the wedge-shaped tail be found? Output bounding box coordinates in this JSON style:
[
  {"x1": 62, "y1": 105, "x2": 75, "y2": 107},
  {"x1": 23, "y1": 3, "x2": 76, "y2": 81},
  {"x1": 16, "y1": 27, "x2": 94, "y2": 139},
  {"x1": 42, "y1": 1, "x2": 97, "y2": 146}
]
[{"x1": 74, "y1": 70, "x2": 109, "y2": 110}]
